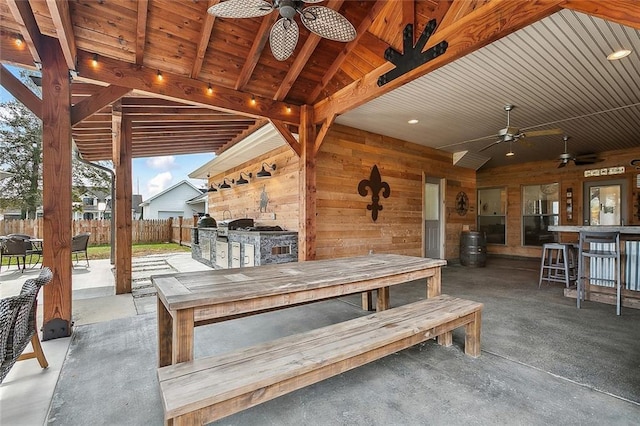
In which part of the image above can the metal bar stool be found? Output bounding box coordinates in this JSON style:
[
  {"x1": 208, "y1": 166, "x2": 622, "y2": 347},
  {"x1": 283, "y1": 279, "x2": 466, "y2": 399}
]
[
  {"x1": 577, "y1": 231, "x2": 621, "y2": 315},
  {"x1": 539, "y1": 243, "x2": 576, "y2": 288}
]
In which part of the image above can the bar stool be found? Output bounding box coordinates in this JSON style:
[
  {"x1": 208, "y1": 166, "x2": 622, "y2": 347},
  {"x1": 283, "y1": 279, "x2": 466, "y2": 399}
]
[
  {"x1": 539, "y1": 243, "x2": 576, "y2": 288},
  {"x1": 576, "y1": 231, "x2": 621, "y2": 315}
]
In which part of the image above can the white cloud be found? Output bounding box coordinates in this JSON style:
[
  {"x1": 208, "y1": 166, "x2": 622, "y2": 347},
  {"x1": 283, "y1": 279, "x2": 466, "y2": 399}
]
[
  {"x1": 146, "y1": 172, "x2": 173, "y2": 197},
  {"x1": 146, "y1": 156, "x2": 176, "y2": 170}
]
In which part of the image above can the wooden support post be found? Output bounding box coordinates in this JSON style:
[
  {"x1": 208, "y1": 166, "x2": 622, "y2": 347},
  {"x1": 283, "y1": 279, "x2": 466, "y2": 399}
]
[
  {"x1": 113, "y1": 107, "x2": 133, "y2": 294},
  {"x1": 298, "y1": 105, "x2": 317, "y2": 261},
  {"x1": 41, "y1": 36, "x2": 73, "y2": 340}
]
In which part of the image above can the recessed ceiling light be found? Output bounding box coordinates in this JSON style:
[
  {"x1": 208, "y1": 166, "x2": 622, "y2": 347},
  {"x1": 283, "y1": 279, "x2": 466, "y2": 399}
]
[
  {"x1": 607, "y1": 49, "x2": 632, "y2": 61},
  {"x1": 407, "y1": 119, "x2": 419, "y2": 124}
]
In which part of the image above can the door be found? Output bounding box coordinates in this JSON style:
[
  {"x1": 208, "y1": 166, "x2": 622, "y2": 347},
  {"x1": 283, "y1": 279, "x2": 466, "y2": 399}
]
[
  {"x1": 424, "y1": 178, "x2": 443, "y2": 259},
  {"x1": 583, "y1": 179, "x2": 627, "y2": 225}
]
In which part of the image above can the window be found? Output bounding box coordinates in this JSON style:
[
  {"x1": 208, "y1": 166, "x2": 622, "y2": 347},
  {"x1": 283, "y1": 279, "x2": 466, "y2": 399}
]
[
  {"x1": 522, "y1": 183, "x2": 559, "y2": 246},
  {"x1": 478, "y1": 187, "x2": 506, "y2": 245},
  {"x1": 83, "y1": 197, "x2": 94, "y2": 206}
]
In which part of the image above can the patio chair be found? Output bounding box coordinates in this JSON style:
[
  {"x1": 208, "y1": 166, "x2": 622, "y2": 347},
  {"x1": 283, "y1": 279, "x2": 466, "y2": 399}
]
[
  {"x1": 71, "y1": 232, "x2": 91, "y2": 267},
  {"x1": 8, "y1": 234, "x2": 42, "y2": 267},
  {"x1": 0, "y1": 236, "x2": 31, "y2": 273},
  {"x1": 1, "y1": 267, "x2": 54, "y2": 383}
]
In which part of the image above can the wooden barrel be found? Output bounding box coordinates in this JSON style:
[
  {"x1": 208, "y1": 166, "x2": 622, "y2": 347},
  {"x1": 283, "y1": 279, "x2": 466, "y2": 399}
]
[{"x1": 460, "y1": 231, "x2": 487, "y2": 267}]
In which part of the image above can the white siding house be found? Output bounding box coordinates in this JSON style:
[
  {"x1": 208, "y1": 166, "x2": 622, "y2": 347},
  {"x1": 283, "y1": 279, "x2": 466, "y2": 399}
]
[{"x1": 139, "y1": 180, "x2": 205, "y2": 220}]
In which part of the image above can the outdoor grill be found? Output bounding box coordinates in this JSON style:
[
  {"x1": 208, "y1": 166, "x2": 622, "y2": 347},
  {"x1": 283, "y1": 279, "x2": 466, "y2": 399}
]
[{"x1": 216, "y1": 218, "x2": 254, "y2": 238}]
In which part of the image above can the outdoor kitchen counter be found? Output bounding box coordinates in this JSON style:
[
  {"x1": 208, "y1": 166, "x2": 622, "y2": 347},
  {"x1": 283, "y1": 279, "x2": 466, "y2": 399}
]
[{"x1": 154, "y1": 253, "x2": 447, "y2": 367}]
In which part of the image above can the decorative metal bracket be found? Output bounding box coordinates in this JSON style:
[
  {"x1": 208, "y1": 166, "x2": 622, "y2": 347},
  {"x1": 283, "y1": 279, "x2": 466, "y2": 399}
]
[
  {"x1": 377, "y1": 19, "x2": 448, "y2": 86},
  {"x1": 358, "y1": 165, "x2": 391, "y2": 221}
]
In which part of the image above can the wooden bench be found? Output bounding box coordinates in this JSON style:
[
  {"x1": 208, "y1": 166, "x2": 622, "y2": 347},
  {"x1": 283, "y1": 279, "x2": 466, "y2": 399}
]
[{"x1": 157, "y1": 294, "x2": 483, "y2": 425}]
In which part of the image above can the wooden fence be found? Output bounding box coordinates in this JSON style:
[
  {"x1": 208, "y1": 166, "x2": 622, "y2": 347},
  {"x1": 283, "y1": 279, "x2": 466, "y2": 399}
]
[{"x1": 0, "y1": 217, "x2": 194, "y2": 246}]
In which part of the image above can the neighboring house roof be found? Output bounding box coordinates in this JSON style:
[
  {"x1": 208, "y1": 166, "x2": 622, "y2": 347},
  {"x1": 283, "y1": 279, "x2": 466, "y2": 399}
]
[
  {"x1": 140, "y1": 180, "x2": 203, "y2": 206},
  {"x1": 132, "y1": 194, "x2": 143, "y2": 214},
  {"x1": 186, "y1": 192, "x2": 208, "y2": 205}
]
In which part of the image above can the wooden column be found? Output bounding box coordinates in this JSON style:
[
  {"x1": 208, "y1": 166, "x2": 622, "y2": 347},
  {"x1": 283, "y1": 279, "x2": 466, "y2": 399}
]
[
  {"x1": 112, "y1": 106, "x2": 133, "y2": 294},
  {"x1": 41, "y1": 36, "x2": 73, "y2": 340},
  {"x1": 298, "y1": 105, "x2": 317, "y2": 261}
]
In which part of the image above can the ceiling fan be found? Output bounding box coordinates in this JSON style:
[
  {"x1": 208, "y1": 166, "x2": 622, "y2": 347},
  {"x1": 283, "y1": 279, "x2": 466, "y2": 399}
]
[
  {"x1": 207, "y1": 0, "x2": 357, "y2": 61},
  {"x1": 477, "y1": 105, "x2": 564, "y2": 152},
  {"x1": 557, "y1": 135, "x2": 602, "y2": 168}
]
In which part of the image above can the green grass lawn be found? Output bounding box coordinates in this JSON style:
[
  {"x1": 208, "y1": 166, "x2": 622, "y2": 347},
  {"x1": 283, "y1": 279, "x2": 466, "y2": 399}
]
[{"x1": 1, "y1": 242, "x2": 190, "y2": 267}]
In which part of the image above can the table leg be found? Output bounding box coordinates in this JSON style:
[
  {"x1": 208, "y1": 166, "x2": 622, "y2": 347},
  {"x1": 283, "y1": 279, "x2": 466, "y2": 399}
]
[
  {"x1": 361, "y1": 291, "x2": 374, "y2": 311},
  {"x1": 157, "y1": 298, "x2": 173, "y2": 367},
  {"x1": 172, "y1": 308, "x2": 195, "y2": 364},
  {"x1": 427, "y1": 267, "x2": 441, "y2": 298},
  {"x1": 376, "y1": 287, "x2": 390, "y2": 311}
]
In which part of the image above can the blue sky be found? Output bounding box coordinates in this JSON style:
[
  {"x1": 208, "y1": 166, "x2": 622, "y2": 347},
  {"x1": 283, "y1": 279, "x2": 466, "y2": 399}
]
[{"x1": 1, "y1": 66, "x2": 214, "y2": 201}]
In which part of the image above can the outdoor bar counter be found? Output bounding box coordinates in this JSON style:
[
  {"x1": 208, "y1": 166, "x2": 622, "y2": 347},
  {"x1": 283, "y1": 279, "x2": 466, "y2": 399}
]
[{"x1": 549, "y1": 225, "x2": 640, "y2": 308}]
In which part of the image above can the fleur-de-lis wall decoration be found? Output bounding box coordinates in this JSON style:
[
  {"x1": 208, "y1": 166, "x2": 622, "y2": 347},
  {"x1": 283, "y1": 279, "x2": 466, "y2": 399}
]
[{"x1": 358, "y1": 165, "x2": 391, "y2": 221}]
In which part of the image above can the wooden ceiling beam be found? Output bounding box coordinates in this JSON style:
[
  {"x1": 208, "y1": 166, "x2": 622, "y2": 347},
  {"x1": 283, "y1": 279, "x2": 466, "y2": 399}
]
[
  {"x1": 135, "y1": 0, "x2": 149, "y2": 65},
  {"x1": 235, "y1": 13, "x2": 278, "y2": 91},
  {"x1": 71, "y1": 85, "x2": 131, "y2": 126},
  {"x1": 6, "y1": 0, "x2": 43, "y2": 65},
  {"x1": 305, "y1": 0, "x2": 386, "y2": 104},
  {"x1": 270, "y1": 119, "x2": 301, "y2": 157},
  {"x1": 74, "y1": 49, "x2": 300, "y2": 125},
  {"x1": 273, "y1": 0, "x2": 345, "y2": 102},
  {"x1": 46, "y1": 0, "x2": 77, "y2": 70},
  {"x1": 437, "y1": 0, "x2": 479, "y2": 29},
  {"x1": 0, "y1": 64, "x2": 42, "y2": 118},
  {"x1": 192, "y1": 0, "x2": 219, "y2": 79},
  {"x1": 313, "y1": 0, "x2": 564, "y2": 124},
  {"x1": 561, "y1": 0, "x2": 640, "y2": 29}
]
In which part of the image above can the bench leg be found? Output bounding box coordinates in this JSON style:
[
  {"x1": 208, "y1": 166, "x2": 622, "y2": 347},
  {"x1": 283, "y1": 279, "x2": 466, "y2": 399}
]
[
  {"x1": 464, "y1": 310, "x2": 482, "y2": 357},
  {"x1": 437, "y1": 331, "x2": 453, "y2": 347}
]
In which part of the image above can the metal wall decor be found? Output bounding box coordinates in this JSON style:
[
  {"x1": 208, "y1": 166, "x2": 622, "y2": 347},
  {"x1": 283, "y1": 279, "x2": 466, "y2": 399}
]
[
  {"x1": 358, "y1": 165, "x2": 391, "y2": 221},
  {"x1": 377, "y1": 19, "x2": 448, "y2": 86},
  {"x1": 455, "y1": 191, "x2": 469, "y2": 216}
]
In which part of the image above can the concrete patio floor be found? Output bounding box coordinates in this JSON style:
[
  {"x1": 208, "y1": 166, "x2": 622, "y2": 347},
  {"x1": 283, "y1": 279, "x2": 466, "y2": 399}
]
[{"x1": 1, "y1": 255, "x2": 639, "y2": 425}]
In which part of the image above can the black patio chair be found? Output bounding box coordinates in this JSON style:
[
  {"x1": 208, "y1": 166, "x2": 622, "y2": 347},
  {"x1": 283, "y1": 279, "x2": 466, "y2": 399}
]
[
  {"x1": 0, "y1": 236, "x2": 31, "y2": 273},
  {"x1": 0, "y1": 267, "x2": 54, "y2": 383},
  {"x1": 71, "y1": 232, "x2": 91, "y2": 267}
]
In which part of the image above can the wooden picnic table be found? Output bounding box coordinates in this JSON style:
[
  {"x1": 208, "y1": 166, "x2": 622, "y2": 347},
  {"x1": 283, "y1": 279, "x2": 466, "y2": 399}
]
[{"x1": 153, "y1": 253, "x2": 447, "y2": 367}]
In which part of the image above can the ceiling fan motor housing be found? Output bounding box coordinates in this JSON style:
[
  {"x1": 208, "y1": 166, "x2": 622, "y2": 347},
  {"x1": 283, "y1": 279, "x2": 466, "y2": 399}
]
[
  {"x1": 498, "y1": 126, "x2": 520, "y2": 140},
  {"x1": 276, "y1": 0, "x2": 299, "y2": 19}
]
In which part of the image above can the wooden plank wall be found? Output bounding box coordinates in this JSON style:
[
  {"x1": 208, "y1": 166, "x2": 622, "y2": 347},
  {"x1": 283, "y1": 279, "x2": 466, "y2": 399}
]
[
  {"x1": 315, "y1": 124, "x2": 476, "y2": 260},
  {"x1": 477, "y1": 146, "x2": 640, "y2": 258},
  {"x1": 203, "y1": 124, "x2": 477, "y2": 261},
  {"x1": 207, "y1": 146, "x2": 300, "y2": 231}
]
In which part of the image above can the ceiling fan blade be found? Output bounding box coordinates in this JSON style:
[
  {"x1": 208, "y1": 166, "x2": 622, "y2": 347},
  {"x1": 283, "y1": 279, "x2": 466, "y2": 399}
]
[
  {"x1": 522, "y1": 128, "x2": 564, "y2": 138},
  {"x1": 574, "y1": 158, "x2": 603, "y2": 165},
  {"x1": 575, "y1": 153, "x2": 600, "y2": 160},
  {"x1": 479, "y1": 140, "x2": 500, "y2": 152},
  {"x1": 299, "y1": 6, "x2": 356, "y2": 42},
  {"x1": 208, "y1": 0, "x2": 273, "y2": 18},
  {"x1": 558, "y1": 161, "x2": 567, "y2": 168},
  {"x1": 270, "y1": 18, "x2": 299, "y2": 61}
]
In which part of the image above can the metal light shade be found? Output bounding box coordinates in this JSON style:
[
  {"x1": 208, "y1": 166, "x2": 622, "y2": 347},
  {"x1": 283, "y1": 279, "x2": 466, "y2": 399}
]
[
  {"x1": 235, "y1": 172, "x2": 252, "y2": 185},
  {"x1": 256, "y1": 163, "x2": 276, "y2": 178},
  {"x1": 219, "y1": 179, "x2": 232, "y2": 190},
  {"x1": 207, "y1": 184, "x2": 217, "y2": 192}
]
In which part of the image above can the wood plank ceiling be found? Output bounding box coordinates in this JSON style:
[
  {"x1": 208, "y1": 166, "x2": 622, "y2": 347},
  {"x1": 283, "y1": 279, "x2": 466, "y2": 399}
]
[
  {"x1": 0, "y1": 0, "x2": 429, "y2": 161},
  {"x1": 0, "y1": 0, "x2": 638, "y2": 166}
]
